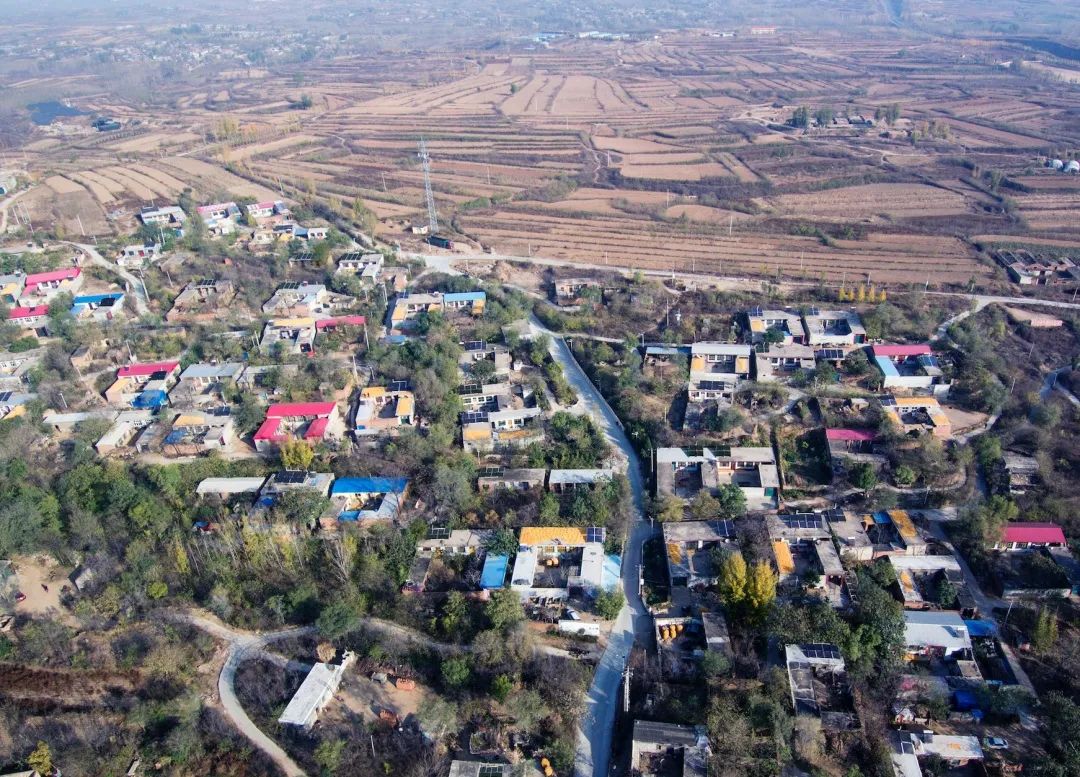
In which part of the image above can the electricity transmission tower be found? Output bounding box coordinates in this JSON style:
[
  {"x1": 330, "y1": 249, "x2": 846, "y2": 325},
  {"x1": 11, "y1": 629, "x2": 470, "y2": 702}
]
[{"x1": 418, "y1": 139, "x2": 439, "y2": 234}]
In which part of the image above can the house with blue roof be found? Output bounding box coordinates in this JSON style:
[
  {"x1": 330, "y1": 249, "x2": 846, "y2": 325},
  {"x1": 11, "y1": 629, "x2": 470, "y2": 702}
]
[
  {"x1": 323, "y1": 476, "x2": 409, "y2": 527},
  {"x1": 71, "y1": 292, "x2": 125, "y2": 322}
]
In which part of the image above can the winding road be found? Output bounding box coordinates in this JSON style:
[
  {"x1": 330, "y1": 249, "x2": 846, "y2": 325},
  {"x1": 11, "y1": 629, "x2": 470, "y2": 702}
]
[{"x1": 525, "y1": 315, "x2": 652, "y2": 777}]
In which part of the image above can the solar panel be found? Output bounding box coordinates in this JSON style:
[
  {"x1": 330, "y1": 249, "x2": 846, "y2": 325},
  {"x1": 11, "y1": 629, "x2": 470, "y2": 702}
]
[
  {"x1": 809, "y1": 306, "x2": 820, "y2": 316},
  {"x1": 388, "y1": 380, "x2": 410, "y2": 392},
  {"x1": 0, "y1": 392, "x2": 11, "y2": 402},
  {"x1": 281, "y1": 281, "x2": 301, "y2": 290},
  {"x1": 275, "y1": 470, "x2": 307, "y2": 484},
  {"x1": 197, "y1": 278, "x2": 216, "y2": 286},
  {"x1": 461, "y1": 411, "x2": 489, "y2": 424},
  {"x1": 801, "y1": 643, "x2": 842, "y2": 661},
  {"x1": 458, "y1": 382, "x2": 481, "y2": 395},
  {"x1": 478, "y1": 766, "x2": 503, "y2": 777},
  {"x1": 781, "y1": 515, "x2": 823, "y2": 530},
  {"x1": 292, "y1": 252, "x2": 313, "y2": 262},
  {"x1": 428, "y1": 527, "x2": 451, "y2": 540},
  {"x1": 585, "y1": 526, "x2": 606, "y2": 543},
  {"x1": 464, "y1": 340, "x2": 486, "y2": 351},
  {"x1": 478, "y1": 466, "x2": 503, "y2": 478},
  {"x1": 749, "y1": 306, "x2": 763, "y2": 317},
  {"x1": 339, "y1": 251, "x2": 363, "y2": 262}
]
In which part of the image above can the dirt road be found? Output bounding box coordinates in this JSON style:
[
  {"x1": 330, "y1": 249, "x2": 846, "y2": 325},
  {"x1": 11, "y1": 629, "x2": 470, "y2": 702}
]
[{"x1": 66, "y1": 240, "x2": 151, "y2": 316}]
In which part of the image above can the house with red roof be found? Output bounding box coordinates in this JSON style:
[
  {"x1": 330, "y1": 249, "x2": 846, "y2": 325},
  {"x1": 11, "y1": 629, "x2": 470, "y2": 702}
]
[
  {"x1": 6, "y1": 304, "x2": 50, "y2": 330},
  {"x1": 992, "y1": 522, "x2": 1067, "y2": 551},
  {"x1": 253, "y1": 401, "x2": 342, "y2": 452},
  {"x1": 21, "y1": 267, "x2": 82, "y2": 300},
  {"x1": 104, "y1": 360, "x2": 181, "y2": 405}
]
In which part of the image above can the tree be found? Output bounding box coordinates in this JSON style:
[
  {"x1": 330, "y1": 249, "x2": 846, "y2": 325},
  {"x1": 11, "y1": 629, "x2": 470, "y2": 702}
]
[
  {"x1": 441, "y1": 656, "x2": 471, "y2": 689},
  {"x1": 689, "y1": 490, "x2": 721, "y2": 520},
  {"x1": 279, "y1": 439, "x2": 315, "y2": 471},
  {"x1": 745, "y1": 561, "x2": 777, "y2": 621},
  {"x1": 595, "y1": 589, "x2": 625, "y2": 619},
  {"x1": 27, "y1": 741, "x2": 52, "y2": 776},
  {"x1": 700, "y1": 649, "x2": 731, "y2": 678},
  {"x1": 933, "y1": 575, "x2": 956, "y2": 608},
  {"x1": 894, "y1": 465, "x2": 917, "y2": 487},
  {"x1": 1032, "y1": 607, "x2": 1059, "y2": 654},
  {"x1": 655, "y1": 495, "x2": 684, "y2": 523},
  {"x1": 717, "y1": 552, "x2": 748, "y2": 611},
  {"x1": 814, "y1": 106, "x2": 835, "y2": 126},
  {"x1": 485, "y1": 588, "x2": 523, "y2": 631},
  {"x1": 790, "y1": 106, "x2": 810, "y2": 128},
  {"x1": 440, "y1": 591, "x2": 468, "y2": 637},
  {"x1": 491, "y1": 674, "x2": 513, "y2": 702},
  {"x1": 715, "y1": 484, "x2": 747, "y2": 519},
  {"x1": 417, "y1": 694, "x2": 461, "y2": 740},
  {"x1": 314, "y1": 739, "x2": 345, "y2": 773},
  {"x1": 850, "y1": 461, "x2": 878, "y2": 492},
  {"x1": 316, "y1": 598, "x2": 361, "y2": 639}
]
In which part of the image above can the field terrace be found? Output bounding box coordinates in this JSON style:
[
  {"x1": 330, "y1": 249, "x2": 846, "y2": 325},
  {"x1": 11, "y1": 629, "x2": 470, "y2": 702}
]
[{"x1": 16, "y1": 30, "x2": 1080, "y2": 287}]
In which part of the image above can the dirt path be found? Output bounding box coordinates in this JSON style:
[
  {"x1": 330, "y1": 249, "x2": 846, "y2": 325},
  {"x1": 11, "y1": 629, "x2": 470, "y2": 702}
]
[
  {"x1": 166, "y1": 610, "x2": 313, "y2": 777},
  {"x1": 65, "y1": 240, "x2": 150, "y2": 316}
]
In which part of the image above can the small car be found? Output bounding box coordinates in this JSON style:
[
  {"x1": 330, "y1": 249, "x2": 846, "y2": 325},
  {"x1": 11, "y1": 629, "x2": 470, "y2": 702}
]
[{"x1": 983, "y1": 737, "x2": 1009, "y2": 750}]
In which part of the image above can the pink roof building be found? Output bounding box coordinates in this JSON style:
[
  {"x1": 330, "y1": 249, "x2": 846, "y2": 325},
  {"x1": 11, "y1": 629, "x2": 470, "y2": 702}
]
[
  {"x1": 254, "y1": 402, "x2": 339, "y2": 450},
  {"x1": 24, "y1": 267, "x2": 81, "y2": 292},
  {"x1": 8, "y1": 304, "x2": 49, "y2": 320},
  {"x1": 825, "y1": 428, "x2": 877, "y2": 442},
  {"x1": 996, "y1": 522, "x2": 1067, "y2": 549}
]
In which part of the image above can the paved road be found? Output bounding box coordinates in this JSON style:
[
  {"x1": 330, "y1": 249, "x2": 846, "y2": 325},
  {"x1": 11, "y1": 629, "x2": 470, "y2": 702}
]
[
  {"x1": 168, "y1": 610, "x2": 314, "y2": 777},
  {"x1": 526, "y1": 315, "x2": 651, "y2": 777}
]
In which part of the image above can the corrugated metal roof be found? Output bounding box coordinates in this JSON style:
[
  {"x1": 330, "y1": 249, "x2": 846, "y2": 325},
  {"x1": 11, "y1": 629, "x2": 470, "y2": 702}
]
[
  {"x1": 267, "y1": 401, "x2": 335, "y2": 418},
  {"x1": 1002, "y1": 522, "x2": 1066, "y2": 545},
  {"x1": 519, "y1": 527, "x2": 587, "y2": 546}
]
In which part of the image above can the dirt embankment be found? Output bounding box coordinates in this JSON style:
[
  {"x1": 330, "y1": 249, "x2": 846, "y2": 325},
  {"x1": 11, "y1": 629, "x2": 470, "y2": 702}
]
[{"x1": 0, "y1": 662, "x2": 142, "y2": 710}]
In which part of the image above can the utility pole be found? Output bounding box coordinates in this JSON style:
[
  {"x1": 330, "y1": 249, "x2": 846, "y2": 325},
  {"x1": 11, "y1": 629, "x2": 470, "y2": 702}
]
[
  {"x1": 623, "y1": 665, "x2": 632, "y2": 713},
  {"x1": 76, "y1": 214, "x2": 85, "y2": 236}
]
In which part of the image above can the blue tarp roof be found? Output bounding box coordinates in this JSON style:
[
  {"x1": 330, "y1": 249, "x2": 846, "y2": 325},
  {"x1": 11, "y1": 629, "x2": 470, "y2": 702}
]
[
  {"x1": 443, "y1": 291, "x2": 486, "y2": 303},
  {"x1": 602, "y1": 554, "x2": 622, "y2": 592},
  {"x1": 73, "y1": 293, "x2": 123, "y2": 304},
  {"x1": 964, "y1": 619, "x2": 995, "y2": 638},
  {"x1": 331, "y1": 476, "x2": 408, "y2": 495},
  {"x1": 164, "y1": 430, "x2": 188, "y2": 444},
  {"x1": 874, "y1": 355, "x2": 900, "y2": 377},
  {"x1": 481, "y1": 554, "x2": 509, "y2": 589},
  {"x1": 338, "y1": 510, "x2": 361, "y2": 522},
  {"x1": 132, "y1": 389, "x2": 168, "y2": 408},
  {"x1": 872, "y1": 511, "x2": 892, "y2": 525}
]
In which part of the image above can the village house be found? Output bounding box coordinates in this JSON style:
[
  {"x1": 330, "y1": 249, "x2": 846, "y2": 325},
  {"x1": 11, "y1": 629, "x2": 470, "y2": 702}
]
[
  {"x1": 117, "y1": 242, "x2": 160, "y2": 268},
  {"x1": 461, "y1": 406, "x2": 544, "y2": 454},
  {"x1": 278, "y1": 651, "x2": 356, "y2": 730},
  {"x1": 404, "y1": 529, "x2": 489, "y2": 593},
  {"x1": 509, "y1": 526, "x2": 617, "y2": 602},
  {"x1": 0, "y1": 391, "x2": 37, "y2": 422},
  {"x1": 173, "y1": 362, "x2": 244, "y2": 403},
  {"x1": 663, "y1": 519, "x2": 738, "y2": 588},
  {"x1": 260, "y1": 470, "x2": 335, "y2": 500},
  {"x1": 71, "y1": 292, "x2": 125, "y2": 323},
  {"x1": 196, "y1": 476, "x2": 268, "y2": 498},
  {"x1": 477, "y1": 467, "x2": 546, "y2": 493},
  {"x1": 336, "y1": 251, "x2": 383, "y2": 282},
  {"x1": 260, "y1": 318, "x2": 317, "y2": 355},
  {"x1": 768, "y1": 513, "x2": 846, "y2": 600},
  {"x1": 459, "y1": 340, "x2": 514, "y2": 377},
  {"x1": 277, "y1": 223, "x2": 329, "y2": 242},
  {"x1": 0, "y1": 273, "x2": 25, "y2": 304},
  {"x1": 784, "y1": 644, "x2": 859, "y2": 732},
  {"x1": 993, "y1": 249, "x2": 1080, "y2": 287},
  {"x1": 245, "y1": 200, "x2": 289, "y2": 222},
  {"x1": 236, "y1": 364, "x2": 298, "y2": 398},
  {"x1": 553, "y1": 277, "x2": 599, "y2": 306},
  {"x1": 196, "y1": 202, "x2": 241, "y2": 234},
  {"x1": 137, "y1": 204, "x2": 187, "y2": 227},
  {"x1": 253, "y1": 401, "x2": 343, "y2": 452},
  {"x1": 261, "y1": 282, "x2": 353, "y2": 317},
  {"x1": 687, "y1": 342, "x2": 753, "y2": 406},
  {"x1": 165, "y1": 279, "x2": 236, "y2": 322},
  {"x1": 103, "y1": 360, "x2": 181, "y2": 406},
  {"x1": 903, "y1": 611, "x2": 972, "y2": 660},
  {"x1": 352, "y1": 382, "x2": 415, "y2": 437},
  {"x1": 21, "y1": 267, "x2": 82, "y2": 301},
  {"x1": 6, "y1": 304, "x2": 50, "y2": 332},
  {"x1": 869, "y1": 344, "x2": 950, "y2": 395},
  {"x1": 802, "y1": 308, "x2": 866, "y2": 346},
  {"x1": 0, "y1": 347, "x2": 45, "y2": 388},
  {"x1": 94, "y1": 409, "x2": 155, "y2": 455},
  {"x1": 324, "y1": 476, "x2": 409, "y2": 526},
  {"x1": 447, "y1": 762, "x2": 517, "y2": 777},
  {"x1": 887, "y1": 554, "x2": 978, "y2": 617},
  {"x1": 1001, "y1": 452, "x2": 1039, "y2": 494},
  {"x1": 388, "y1": 290, "x2": 486, "y2": 330},
  {"x1": 548, "y1": 468, "x2": 614, "y2": 493},
  {"x1": 655, "y1": 445, "x2": 779, "y2": 511},
  {"x1": 745, "y1": 307, "x2": 808, "y2": 344},
  {"x1": 753, "y1": 342, "x2": 816, "y2": 381},
  {"x1": 881, "y1": 395, "x2": 952, "y2": 439},
  {"x1": 991, "y1": 522, "x2": 1067, "y2": 551},
  {"x1": 459, "y1": 380, "x2": 514, "y2": 411},
  {"x1": 161, "y1": 410, "x2": 236, "y2": 456},
  {"x1": 891, "y1": 730, "x2": 983, "y2": 773},
  {"x1": 629, "y1": 720, "x2": 710, "y2": 777}
]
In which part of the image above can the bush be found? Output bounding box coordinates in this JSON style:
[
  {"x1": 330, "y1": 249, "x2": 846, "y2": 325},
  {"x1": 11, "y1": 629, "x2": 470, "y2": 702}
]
[{"x1": 594, "y1": 589, "x2": 625, "y2": 620}]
